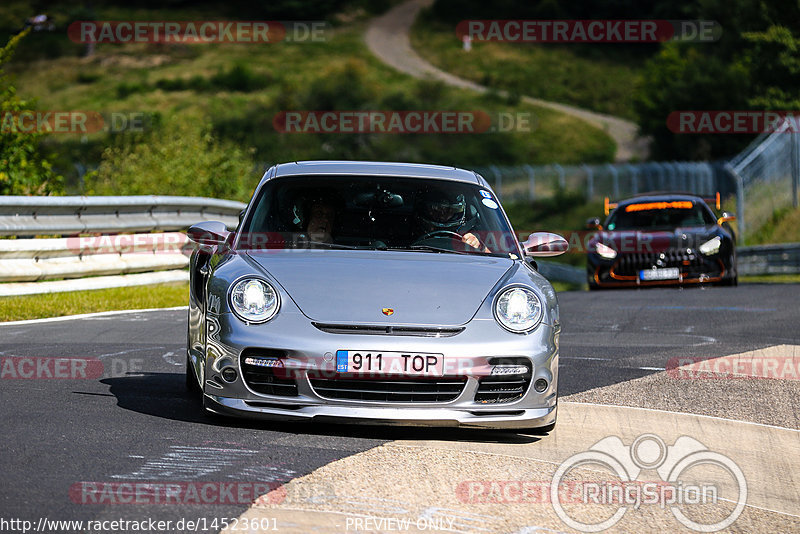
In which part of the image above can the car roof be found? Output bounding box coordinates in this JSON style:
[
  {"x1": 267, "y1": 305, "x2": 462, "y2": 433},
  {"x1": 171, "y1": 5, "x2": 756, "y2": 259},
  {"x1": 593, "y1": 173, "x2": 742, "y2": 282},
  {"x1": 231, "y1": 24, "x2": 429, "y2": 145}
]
[{"x1": 270, "y1": 161, "x2": 484, "y2": 184}]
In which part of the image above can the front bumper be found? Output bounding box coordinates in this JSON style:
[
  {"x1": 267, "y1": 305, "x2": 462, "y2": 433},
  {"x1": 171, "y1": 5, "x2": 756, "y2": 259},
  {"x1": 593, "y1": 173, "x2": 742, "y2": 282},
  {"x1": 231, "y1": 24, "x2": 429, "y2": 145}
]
[
  {"x1": 588, "y1": 250, "x2": 732, "y2": 287},
  {"x1": 205, "y1": 395, "x2": 557, "y2": 429},
  {"x1": 191, "y1": 309, "x2": 559, "y2": 430}
]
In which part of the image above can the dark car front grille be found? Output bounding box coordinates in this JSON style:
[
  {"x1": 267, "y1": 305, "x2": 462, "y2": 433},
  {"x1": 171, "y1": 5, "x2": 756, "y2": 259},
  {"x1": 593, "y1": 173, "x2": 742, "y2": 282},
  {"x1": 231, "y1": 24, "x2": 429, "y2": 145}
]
[
  {"x1": 240, "y1": 349, "x2": 298, "y2": 397},
  {"x1": 309, "y1": 376, "x2": 467, "y2": 402},
  {"x1": 312, "y1": 323, "x2": 464, "y2": 338},
  {"x1": 475, "y1": 358, "x2": 532, "y2": 404},
  {"x1": 614, "y1": 249, "x2": 707, "y2": 277}
]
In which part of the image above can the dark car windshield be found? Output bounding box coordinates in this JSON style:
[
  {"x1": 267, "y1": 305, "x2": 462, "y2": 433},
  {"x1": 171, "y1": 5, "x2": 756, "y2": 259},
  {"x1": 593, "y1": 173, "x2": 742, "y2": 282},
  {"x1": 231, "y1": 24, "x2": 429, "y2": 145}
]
[
  {"x1": 237, "y1": 175, "x2": 519, "y2": 256},
  {"x1": 605, "y1": 200, "x2": 716, "y2": 231}
]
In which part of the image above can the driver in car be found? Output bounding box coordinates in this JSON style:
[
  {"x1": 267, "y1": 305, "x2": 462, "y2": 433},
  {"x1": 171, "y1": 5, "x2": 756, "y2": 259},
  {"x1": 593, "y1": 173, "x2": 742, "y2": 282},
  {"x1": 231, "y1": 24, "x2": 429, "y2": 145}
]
[{"x1": 416, "y1": 190, "x2": 490, "y2": 252}]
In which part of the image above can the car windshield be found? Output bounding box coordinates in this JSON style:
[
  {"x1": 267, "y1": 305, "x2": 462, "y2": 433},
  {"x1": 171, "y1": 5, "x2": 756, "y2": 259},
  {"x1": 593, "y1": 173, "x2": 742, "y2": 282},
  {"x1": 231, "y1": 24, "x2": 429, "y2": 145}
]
[
  {"x1": 605, "y1": 201, "x2": 716, "y2": 231},
  {"x1": 237, "y1": 175, "x2": 519, "y2": 256}
]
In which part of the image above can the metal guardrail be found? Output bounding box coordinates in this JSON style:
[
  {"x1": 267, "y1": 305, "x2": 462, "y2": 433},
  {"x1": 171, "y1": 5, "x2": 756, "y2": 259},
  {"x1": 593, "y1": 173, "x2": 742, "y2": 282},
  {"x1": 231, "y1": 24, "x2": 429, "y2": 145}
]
[
  {"x1": 0, "y1": 195, "x2": 246, "y2": 236},
  {"x1": 536, "y1": 260, "x2": 586, "y2": 286},
  {"x1": 737, "y1": 243, "x2": 800, "y2": 276},
  {"x1": 0, "y1": 195, "x2": 246, "y2": 296},
  {"x1": 537, "y1": 243, "x2": 800, "y2": 286}
]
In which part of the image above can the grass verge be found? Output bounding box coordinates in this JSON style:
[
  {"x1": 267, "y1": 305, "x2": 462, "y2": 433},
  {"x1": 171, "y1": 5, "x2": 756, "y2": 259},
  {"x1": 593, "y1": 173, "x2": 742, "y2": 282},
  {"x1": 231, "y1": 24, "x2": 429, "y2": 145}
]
[
  {"x1": 411, "y1": 16, "x2": 644, "y2": 120},
  {"x1": 740, "y1": 274, "x2": 800, "y2": 284},
  {"x1": 0, "y1": 282, "x2": 188, "y2": 322}
]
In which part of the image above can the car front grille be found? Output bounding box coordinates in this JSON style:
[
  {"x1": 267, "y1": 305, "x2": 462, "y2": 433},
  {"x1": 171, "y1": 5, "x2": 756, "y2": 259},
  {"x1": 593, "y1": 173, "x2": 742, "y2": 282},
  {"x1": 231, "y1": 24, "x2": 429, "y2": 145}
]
[
  {"x1": 309, "y1": 376, "x2": 467, "y2": 402},
  {"x1": 312, "y1": 323, "x2": 464, "y2": 338},
  {"x1": 475, "y1": 358, "x2": 532, "y2": 404},
  {"x1": 614, "y1": 249, "x2": 706, "y2": 276},
  {"x1": 240, "y1": 349, "x2": 298, "y2": 397}
]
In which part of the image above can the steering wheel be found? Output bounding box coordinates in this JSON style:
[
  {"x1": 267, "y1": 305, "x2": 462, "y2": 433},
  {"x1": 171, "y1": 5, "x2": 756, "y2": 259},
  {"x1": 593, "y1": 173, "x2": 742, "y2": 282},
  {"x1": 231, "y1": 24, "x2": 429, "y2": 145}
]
[{"x1": 414, "y1": 230, "x2": 464, "y2": 243}]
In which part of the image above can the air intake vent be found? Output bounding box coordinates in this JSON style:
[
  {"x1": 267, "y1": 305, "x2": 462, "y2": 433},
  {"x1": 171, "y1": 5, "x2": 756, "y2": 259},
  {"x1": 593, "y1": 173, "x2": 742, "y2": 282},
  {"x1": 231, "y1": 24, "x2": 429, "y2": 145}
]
[
  {"x1": 309, "y1": 377, "x2": 466, "y2": 403},
  {"x1": 240, "y1": 349, "x2": 298, "y2": 397},
  {"x1": 475, "y1": 358, "x2": 532, "y2": 404}
]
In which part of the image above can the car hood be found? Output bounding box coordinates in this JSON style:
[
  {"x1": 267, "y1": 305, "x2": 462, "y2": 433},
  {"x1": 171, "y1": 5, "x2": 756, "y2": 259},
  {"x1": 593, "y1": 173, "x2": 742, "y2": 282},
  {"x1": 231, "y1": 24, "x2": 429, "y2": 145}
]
[
  {"x1": 244, "y1": 250, "x2": 514, "y2": 326},
  {"x1": 596, "y1": 226, "x2": 720, "y2": 253}
]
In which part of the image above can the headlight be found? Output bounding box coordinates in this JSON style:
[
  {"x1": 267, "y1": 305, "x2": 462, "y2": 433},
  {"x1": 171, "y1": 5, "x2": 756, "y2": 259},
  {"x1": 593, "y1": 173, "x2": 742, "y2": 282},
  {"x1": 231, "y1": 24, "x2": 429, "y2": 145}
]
[
  {"x1": 229, "y1": 278, "x2": 279, "y2": 323},
  {"x1": 595, "y1": 242, "x2": 617, "y2": 259},
  {"x1": 699, "y1": 236, "x2": 722, "y2": 255},
  {"x1": 494, "y1": 287, "x2": 543, "y2": 333}
]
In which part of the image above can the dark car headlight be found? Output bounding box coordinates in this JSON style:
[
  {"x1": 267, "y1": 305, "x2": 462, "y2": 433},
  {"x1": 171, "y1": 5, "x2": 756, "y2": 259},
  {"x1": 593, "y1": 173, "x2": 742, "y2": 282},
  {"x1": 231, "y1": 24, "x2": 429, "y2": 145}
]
[
  {"x1": 595, "y1": 242, "x2": 617, "y2": 259},
  {"x1": 699, "y1": 236, "x2": 722, "y2": 256},
  {"x1": 229, "y1": 278, "x2": 280, "y2": 323},
  {"x1": 494, "y1": 286, "x2": 543, "y2": 333}
]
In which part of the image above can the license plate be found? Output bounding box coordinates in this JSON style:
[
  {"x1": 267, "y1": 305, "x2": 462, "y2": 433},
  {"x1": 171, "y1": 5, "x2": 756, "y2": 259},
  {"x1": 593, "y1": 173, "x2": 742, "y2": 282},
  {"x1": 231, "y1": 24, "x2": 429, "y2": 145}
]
[
  {"x1": 336, "y1": 350, "x2": 443, "y2": 376},
  {"x1": 640, "y1": 267, "x2": 680, "y2": 281}
]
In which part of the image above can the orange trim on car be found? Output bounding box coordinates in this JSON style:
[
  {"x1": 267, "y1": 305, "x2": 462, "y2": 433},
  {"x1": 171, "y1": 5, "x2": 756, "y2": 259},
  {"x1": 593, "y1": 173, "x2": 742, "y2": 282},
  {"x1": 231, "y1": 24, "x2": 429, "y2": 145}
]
[{"x1": 596, "y1": 260, "x2": 726, "y2": 287}]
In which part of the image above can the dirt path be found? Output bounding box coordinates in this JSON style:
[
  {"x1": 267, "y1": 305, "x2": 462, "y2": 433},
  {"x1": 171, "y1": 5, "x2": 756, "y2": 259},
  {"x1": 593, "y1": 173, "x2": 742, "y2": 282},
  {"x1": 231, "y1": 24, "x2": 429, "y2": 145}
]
[{"x1": 365, "y1": 0, "x2": 650, "y2": 162}]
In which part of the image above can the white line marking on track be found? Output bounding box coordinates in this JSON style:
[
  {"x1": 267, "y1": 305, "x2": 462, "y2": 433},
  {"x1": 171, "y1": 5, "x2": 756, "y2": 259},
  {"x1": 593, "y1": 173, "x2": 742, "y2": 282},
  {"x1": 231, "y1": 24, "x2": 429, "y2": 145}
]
[
  {"x1": 98, "y1": 347, "x2": 162, "y2": 359},
  {"x1": 566, "y1": 401, "x2": 800, "y2": 433},
  {"x1": 161, "y1": 351, "x2": 182, "y2": 366},
  {"x1": 0, "y1": 306, "x2": 188, "y2": 327}
]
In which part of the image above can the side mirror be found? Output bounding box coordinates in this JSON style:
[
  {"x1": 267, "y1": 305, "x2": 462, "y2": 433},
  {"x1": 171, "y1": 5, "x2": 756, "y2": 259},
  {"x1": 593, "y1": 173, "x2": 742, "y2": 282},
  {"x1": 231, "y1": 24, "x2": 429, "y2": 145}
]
[
  {"x1": 585, "y1": 217, "x2": 602, "y2": 230},
  {"x1": 187, "y1": 221, "x2": 231, "y2": 247},
  {"x1": 718, "y1": 212, "x2": 736, "y2": 224},
  {"x1": 523, "y1": 232, "x2": 569, "y2": 257}
]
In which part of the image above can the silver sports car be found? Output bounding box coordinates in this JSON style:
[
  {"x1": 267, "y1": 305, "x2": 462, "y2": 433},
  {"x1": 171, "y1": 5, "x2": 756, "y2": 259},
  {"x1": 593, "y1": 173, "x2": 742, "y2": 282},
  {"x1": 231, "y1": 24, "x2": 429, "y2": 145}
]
[{"x1": 186, "y1": 161, "x2": 567, "y2": 432}]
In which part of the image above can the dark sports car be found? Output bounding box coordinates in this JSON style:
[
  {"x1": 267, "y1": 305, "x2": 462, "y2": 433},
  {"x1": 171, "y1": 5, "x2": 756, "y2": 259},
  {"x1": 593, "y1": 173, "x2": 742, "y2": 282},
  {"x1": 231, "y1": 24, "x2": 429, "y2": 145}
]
[{"x1": 586, "y1": 193, "x2": 738, "y2": 288}]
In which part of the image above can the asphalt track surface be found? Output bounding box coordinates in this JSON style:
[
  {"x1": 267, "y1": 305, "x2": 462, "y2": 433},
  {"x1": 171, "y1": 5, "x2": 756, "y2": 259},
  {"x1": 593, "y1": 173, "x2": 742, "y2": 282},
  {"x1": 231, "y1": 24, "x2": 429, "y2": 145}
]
[{"x1": 1, "y1": 283, "x2": 798, "y2": 532}]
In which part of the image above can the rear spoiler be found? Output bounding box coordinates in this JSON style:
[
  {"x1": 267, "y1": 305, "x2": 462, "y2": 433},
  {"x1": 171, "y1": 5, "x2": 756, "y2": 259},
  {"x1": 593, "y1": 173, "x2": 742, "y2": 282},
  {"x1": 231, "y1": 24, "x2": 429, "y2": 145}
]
[{"x1": 604, "y1": 192, "x2": 721, "y2": 215}]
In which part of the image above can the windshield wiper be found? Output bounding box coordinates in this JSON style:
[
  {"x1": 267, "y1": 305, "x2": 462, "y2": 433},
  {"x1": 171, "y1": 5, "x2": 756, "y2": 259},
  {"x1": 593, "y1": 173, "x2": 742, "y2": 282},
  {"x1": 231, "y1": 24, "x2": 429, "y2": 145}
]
[
  {"x1": 299, "y1": 241, "x2": 361, "y2": 250},
  {"x1": 386, "y1": 245, "x2": 470, "y2": 255}
]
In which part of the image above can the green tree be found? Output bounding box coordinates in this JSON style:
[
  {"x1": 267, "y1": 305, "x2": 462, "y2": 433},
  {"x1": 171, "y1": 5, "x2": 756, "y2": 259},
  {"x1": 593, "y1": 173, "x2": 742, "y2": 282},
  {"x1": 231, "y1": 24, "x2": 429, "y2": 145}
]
[
  {"x1": 634, "y1": 0, "x2": 800, "y2": 160},
  {"x1": 0, "y1": 29, "x2": 63, "y2": 195},
  {"x1": 743, "y1": 25, "x2": 800, "y2": 109},
  {"x1": 85, "y1": 118, "x2": 256, "y2": 201}
]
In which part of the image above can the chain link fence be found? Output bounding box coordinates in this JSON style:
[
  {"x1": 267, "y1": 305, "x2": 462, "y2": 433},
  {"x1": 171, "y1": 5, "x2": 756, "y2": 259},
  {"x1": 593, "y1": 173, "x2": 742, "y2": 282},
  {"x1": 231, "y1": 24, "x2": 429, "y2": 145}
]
[
  {"x1": 726, "y1": 118, "x2": 800, "y2": 243},
  {"x1": 476, "y1": 118, "x2": 800, "y2": 245},
  {"x1": 474, "y1": 161, "x2": 728, "y2": 204}
]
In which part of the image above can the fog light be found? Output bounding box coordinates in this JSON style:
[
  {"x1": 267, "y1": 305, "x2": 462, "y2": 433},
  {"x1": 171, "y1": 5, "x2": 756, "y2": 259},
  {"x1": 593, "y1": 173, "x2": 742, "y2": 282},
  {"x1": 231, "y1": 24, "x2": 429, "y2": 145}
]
[
  {"x1": 221, "y1": 367, "x2": 238, "y2": 382},
  {"x1": 244, "y1": 357, "x2": 283, "y2": 368},
  {"x1": 534, "y1": 378, "x2": 548, "y2": 392}
]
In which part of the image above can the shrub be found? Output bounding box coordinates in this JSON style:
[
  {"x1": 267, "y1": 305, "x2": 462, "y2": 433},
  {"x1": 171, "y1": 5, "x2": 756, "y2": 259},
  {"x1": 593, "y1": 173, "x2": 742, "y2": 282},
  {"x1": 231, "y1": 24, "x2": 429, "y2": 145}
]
[{"x1": 84, "y1": 117, "x2": 257, "y2": 201}]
